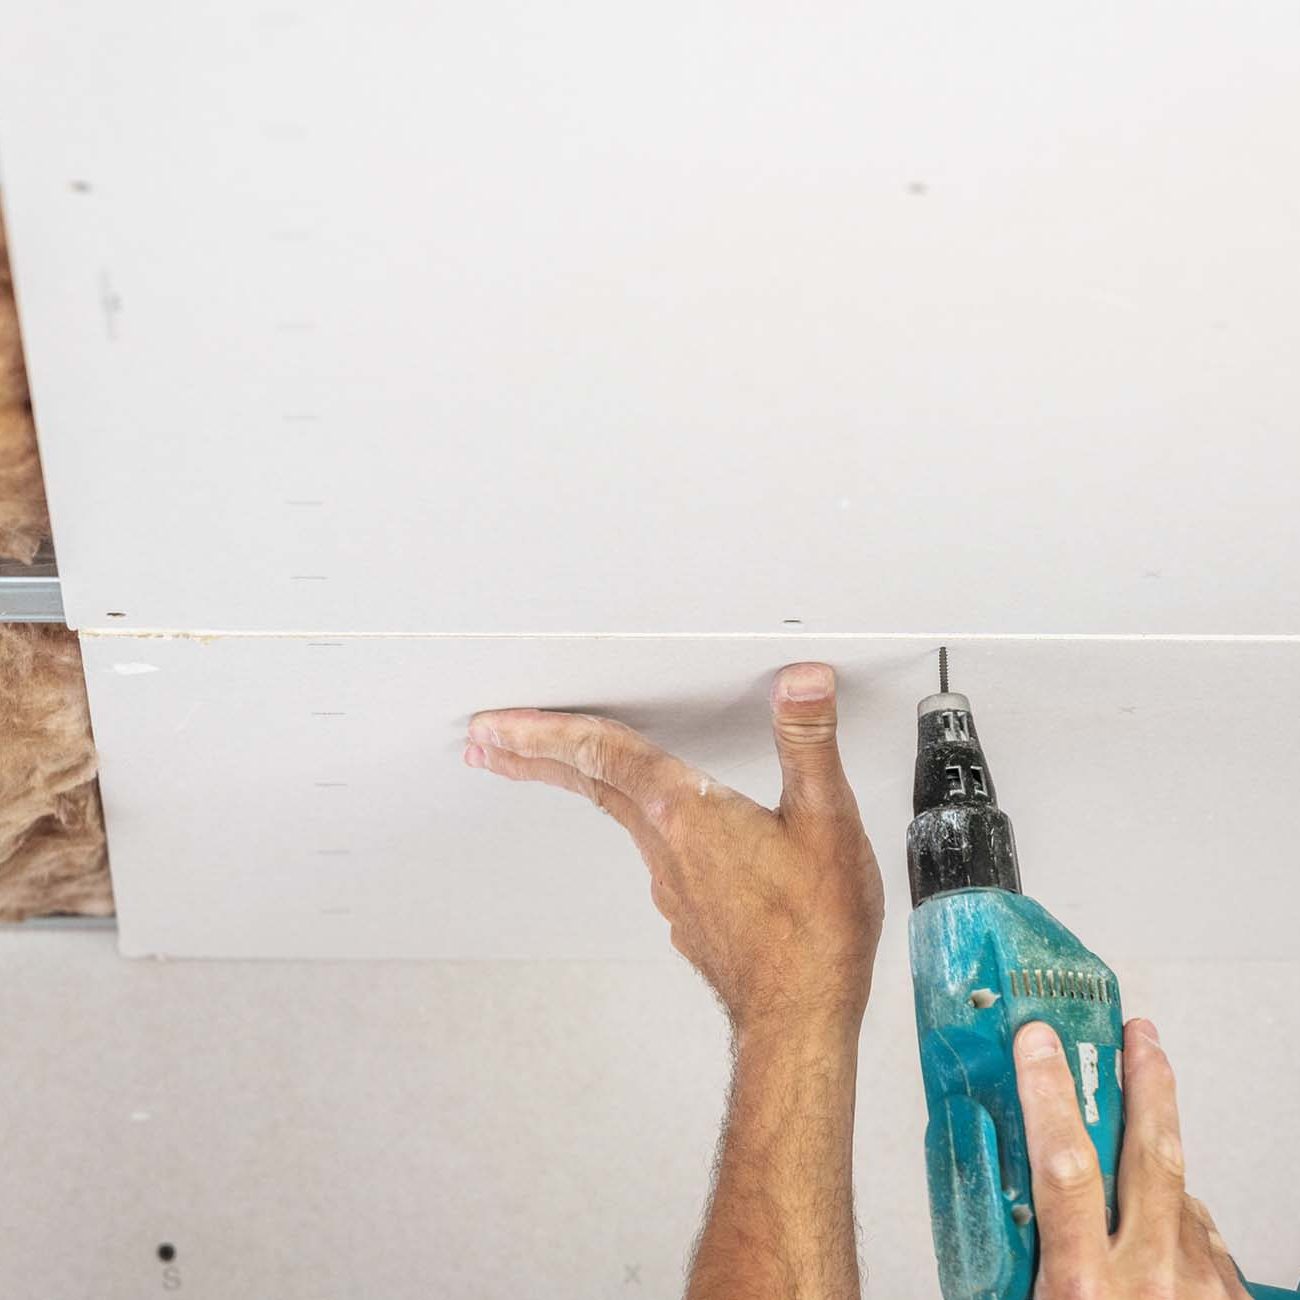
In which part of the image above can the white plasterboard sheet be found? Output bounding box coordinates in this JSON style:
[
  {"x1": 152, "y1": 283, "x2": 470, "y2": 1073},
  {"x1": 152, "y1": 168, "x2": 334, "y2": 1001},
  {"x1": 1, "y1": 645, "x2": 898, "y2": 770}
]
[
  {"x1": 0, "y1": 927, "x2": 1296, "y2": 1299},
  {"x1": 3, "y1": 3, "x2": 1299, "y2": 634},
  {"x1": 80, "y1": 633, "x2": 1299, "y2": 961}
]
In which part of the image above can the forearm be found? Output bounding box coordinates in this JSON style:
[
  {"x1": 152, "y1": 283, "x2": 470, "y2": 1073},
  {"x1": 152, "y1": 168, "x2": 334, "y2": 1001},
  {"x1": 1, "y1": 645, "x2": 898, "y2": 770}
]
[{"x1": 686, "y1": 1014, "x2": 863, "y2": 1300}]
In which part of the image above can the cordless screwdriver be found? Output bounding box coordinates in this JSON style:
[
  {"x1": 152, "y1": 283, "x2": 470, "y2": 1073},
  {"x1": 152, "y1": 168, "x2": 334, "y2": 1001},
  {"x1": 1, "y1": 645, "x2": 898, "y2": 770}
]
[{"x1": 906, "y1": 648, "x2": 1296, "y2": 1300}]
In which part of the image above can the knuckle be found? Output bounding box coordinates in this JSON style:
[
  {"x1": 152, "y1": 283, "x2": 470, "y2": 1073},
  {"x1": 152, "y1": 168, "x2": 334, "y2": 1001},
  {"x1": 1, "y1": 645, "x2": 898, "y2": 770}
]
[
  {"x1": 1038, "y1": 1273, "x2": 1102, "y2": 1300},
  {"x1": 1039, "y1": 1141, "x2": 1100, "y2": 1196},
  {"x1": 645, "y1": 788, "x2": 686, "y2": 836},
  {"x1": 1140, "y1": 1131, "x2": 1186, "y2": 1183},
  {"x1": 777, "y1": 716, "x2": 838, "y2": 747},
  {"x1": 571, "y1": 731, "x2": 608, "y2": 781}
]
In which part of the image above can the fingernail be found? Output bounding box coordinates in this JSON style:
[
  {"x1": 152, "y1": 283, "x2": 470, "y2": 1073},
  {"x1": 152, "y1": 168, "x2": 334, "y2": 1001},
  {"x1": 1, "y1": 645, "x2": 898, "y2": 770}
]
[
  {"x1": 467, "y1": 718, "x2": 500, "y2": 746},
  {"x1": 1134, "y1": 1018, "x2": 1163, "y2": 1050},
  {"x1": 1016, "y1": 1022, "x2": 1061, "y2": 1062},
  {"x1": 463, "y1": 742, "x2": 487, "y2": 769},
  {"x1": 777, "y1": 663, "x2": 833, "y2": 701}
]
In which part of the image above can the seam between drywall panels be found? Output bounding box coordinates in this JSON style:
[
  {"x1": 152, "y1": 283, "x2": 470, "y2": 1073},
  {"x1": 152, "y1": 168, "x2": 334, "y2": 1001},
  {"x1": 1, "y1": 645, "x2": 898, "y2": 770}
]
[{"x1": 75, "y1": 629, "x2": 1300, "y2": 642}]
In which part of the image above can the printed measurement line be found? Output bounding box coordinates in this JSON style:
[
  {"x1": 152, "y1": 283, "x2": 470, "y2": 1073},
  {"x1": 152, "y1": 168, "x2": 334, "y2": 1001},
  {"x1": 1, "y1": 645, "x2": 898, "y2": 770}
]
[
  {"x1": 98, "y1": 271, "x2": 122, "y2": 340},
  {"x1": 307, "y1": 641, "x2": 344, "y2": 647},
  {"x1": 290, "y1": 575, "x2": 329, "y2": 581},
  {"x1": 311, "y1": 710, "x2": 346, "y2": 716},
  {"x1": 285, "y1": 499, "x2": 324, "y2": 506},
  {"x1": 313, "y1": 781, "x2": 349, "y2": 787}
]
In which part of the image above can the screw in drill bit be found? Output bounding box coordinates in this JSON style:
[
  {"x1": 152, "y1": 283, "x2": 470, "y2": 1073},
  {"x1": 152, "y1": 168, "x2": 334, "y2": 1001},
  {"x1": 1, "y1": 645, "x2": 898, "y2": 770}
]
[{"x1": 938, "y1": 645, "x2": 949, "y2": 694}]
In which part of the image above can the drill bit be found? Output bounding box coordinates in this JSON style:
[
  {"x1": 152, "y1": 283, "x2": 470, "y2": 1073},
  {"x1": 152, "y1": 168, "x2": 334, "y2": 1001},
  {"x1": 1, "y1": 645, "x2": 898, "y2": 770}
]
[{"x1": 938, "y1": 645, "x2": 949, "y2": 694}]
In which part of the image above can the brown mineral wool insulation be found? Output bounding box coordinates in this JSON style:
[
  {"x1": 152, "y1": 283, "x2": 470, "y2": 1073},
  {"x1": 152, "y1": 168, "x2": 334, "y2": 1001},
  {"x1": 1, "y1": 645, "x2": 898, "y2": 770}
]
[
  {"x1": 0, "y1": 200, "x2": 52, "y2": 565},
  {"x1": 0, "y1": 624, "x2": 112, "y2": 920}
]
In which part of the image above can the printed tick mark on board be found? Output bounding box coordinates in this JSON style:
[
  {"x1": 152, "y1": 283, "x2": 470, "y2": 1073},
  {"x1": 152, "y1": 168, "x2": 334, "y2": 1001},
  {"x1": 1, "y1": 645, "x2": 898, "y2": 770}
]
[{"x1": 98, "y1": 271, "x2": 122, "y2": 339}]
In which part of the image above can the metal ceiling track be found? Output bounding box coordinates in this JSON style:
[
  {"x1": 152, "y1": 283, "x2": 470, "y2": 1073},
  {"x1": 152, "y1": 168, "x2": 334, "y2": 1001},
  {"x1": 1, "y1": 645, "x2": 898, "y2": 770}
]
[{"x1": 0, "y1": 541, "x2": 63, "y2": 623}]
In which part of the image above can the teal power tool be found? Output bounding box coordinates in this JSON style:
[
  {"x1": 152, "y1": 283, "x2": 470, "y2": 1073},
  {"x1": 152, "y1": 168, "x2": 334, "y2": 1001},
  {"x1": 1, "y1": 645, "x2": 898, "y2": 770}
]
[{"x1": 907, "y1": 649, "x2": 1297, "y2": 1300}]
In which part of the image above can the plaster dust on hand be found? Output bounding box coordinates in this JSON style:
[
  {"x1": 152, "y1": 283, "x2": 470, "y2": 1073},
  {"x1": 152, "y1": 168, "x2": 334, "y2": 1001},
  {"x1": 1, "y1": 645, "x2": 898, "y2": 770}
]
[{"x1": 0, "y1": 625, "x2": 112, "y2": 920}]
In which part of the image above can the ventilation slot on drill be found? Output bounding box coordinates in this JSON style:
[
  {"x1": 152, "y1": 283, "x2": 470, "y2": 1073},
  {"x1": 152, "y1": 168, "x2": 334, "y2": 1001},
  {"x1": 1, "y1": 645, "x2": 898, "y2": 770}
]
[
  {"x1": 940, "y1": 711, "x2": 971, "y2": 741},
  {"x1": 1008, "y1": 969, "x2": 1110, "y2": 1002}
]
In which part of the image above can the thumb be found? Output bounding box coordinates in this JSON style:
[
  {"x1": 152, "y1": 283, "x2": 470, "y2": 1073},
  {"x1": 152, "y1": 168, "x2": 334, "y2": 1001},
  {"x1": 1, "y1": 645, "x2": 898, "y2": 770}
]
[{"x1": 770, "y1": 662, "x2": 849, "y2": 815}]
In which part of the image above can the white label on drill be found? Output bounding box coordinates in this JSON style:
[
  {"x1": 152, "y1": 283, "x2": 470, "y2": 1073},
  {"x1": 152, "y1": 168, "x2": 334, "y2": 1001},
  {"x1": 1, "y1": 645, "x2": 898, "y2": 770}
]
[{"x1": 1078, "y1": 1042, "x2": 1101, "y2": 1125}]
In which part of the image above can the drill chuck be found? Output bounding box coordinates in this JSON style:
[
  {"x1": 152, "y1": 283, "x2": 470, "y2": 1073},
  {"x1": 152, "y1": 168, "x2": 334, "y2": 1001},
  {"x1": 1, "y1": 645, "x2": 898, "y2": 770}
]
[{"x1": 907, "y1": 673, "x2": 1022, "y2": 907}]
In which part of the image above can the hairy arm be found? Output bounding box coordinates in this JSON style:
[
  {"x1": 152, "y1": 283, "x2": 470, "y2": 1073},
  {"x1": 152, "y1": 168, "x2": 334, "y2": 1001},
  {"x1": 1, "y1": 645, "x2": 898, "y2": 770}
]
[
  {"x1": 688, "y1": 1015, "x2": 862, "y2": 1300},
  {"x1": 466, "y1": 662, "x2": 883, "y2": 1300}
]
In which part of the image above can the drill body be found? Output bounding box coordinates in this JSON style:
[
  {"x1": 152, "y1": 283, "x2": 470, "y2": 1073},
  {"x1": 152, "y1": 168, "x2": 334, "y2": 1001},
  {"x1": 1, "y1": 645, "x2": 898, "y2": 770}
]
[
  {"x1": 910, "y1": 888, "x2": 1123, "y2": 1299},
  {"x1": 907, "y1": 674, "x2": 1295, "y2": 1300}
]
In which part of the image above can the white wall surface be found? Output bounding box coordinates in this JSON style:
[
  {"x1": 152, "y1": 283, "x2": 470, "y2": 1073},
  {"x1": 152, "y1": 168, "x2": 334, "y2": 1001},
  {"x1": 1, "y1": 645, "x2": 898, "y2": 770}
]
[
  {"x1": 80, "y1": 632, "x2": 1300, "y2": 962},
  {"x1": 2, "y1": 7, "x2": 1298, "y2": 1296},
  {"x1": 0, "y1": 928, "x2": 1296, "y2": 1299},
  {"x1": 1, "y1": 2, "x2": 1298, "y2": 633}
]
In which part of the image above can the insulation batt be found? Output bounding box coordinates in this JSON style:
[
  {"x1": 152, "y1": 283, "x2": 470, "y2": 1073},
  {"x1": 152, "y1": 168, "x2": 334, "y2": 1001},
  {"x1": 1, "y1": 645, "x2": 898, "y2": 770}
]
[
  {"x1": 0, "y1": 200, "x2": 110, "y2": 918},
  {"x1": 0, "y1": 199, "x2": 52, "y2": 565},
  {"x1": 0, "y1": 625, "x2": 112, "y2": 920}
]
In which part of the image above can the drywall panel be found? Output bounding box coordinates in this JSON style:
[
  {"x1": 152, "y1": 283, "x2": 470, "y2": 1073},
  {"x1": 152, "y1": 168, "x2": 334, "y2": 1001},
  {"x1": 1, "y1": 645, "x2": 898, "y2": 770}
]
[
  {"x1": 0, "y1": 927, "x2": 1296, "y2": 1299},
  {"x1": 4, "y1": 2, "x2": 1299, "y2": 634},
  {"x1": 80, "y1": 632, "x2": 1299, "y2": 961}
]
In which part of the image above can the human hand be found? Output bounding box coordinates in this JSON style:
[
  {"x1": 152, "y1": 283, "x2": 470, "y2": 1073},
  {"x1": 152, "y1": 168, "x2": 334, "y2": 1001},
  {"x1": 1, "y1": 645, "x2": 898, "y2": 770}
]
[
  {"x1": 1014, "y1": 1017, "x2": 1249, "y2": 1298},
  {"x1": 465, "y1": 662, "x2": 884, "y2": 1037}
]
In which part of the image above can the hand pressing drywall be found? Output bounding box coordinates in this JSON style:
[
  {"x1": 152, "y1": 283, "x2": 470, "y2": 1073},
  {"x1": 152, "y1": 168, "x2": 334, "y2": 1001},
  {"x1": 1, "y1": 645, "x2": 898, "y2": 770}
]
[
  {"x1": 466, "y1": 662, "x2": 882, "y2": 1300},
  {"x1": 0, "y1": 625, "x2": 111, "y2": 921},
  {"x1": 0, "y1": 197, "x2": 52, "y2": 566}
]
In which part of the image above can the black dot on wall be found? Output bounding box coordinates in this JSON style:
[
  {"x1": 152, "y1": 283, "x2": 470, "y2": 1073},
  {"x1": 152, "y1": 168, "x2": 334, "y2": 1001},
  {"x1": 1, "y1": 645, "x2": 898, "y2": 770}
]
[{"x1": 157, "y1": 1244, "x2": 176, "y2": 1263}]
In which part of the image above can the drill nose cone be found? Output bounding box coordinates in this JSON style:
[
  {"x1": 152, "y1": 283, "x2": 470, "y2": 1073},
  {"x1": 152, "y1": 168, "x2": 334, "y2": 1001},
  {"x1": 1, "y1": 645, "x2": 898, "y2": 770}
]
[{"x1": 918, "y1": 691, "x2": 972, "y2": 718}]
